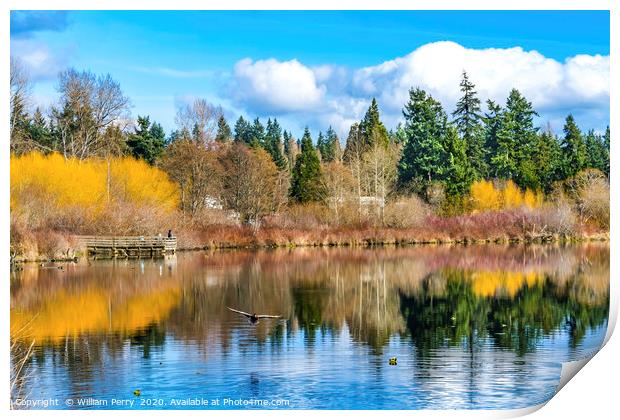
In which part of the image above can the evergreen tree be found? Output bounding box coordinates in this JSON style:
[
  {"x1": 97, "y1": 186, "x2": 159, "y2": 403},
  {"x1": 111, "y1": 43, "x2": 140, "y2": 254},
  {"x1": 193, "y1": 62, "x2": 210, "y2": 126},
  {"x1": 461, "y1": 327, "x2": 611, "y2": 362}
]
[
  {"x1": 291, "y1": 128, "x2": 324, "y2": 202},
  {"x1": 490, "y1": 89, "x2": 540, "y2": 189},
  {"x1": 342, "y1": 123, "x2": 363, "y2": 164},
  {"x1": 316, "y1": 131, "x2": 326, "y2": 161},
  {"x1": 324, "y1": 126, "x2": 341, "y2": 162},
  {"x1": 215, "y1": 115, "x2": 232, "y2": 143},
  {"x1": 127, "y1": 115, "x2": 165, "y2": 164},
  {"x1": 584, "y1": 129, "x2": 608, "y2": 176},
  {"x1": 191, "y1": 123, "x2": 203, "y2": 143},
  {"x1": 398, "y1": 88, "x2": 448, "y2": 195},
  {"x1": 603, "y1": 126, "x2": 610, "y2": 151},
  {"x1": 28, "y1": 107, "x2": 54, "y2": 151},
  {"x1": 452, "y1": 71, "x2": 486, "y2": 178},
  {"x1": 360, "y1": 98, "x2": 389, "y2": 149},
  {"x1": 392, "y1": 123, "x2": 407, "y2": 145},
  {"x1": 149, "y1": 121, "x2": 166, "y2": 144},
  {"x1": 168, "y1": 127, "x2": 191, "y2": 143},
  {"x1": 442, "y1": 124, "x2": 475, "y2": 198},
  {"x1": 265, "y1": 118, "x2": 287, "y2": 170},
  {"x1": 483, "y1": 99, "x2": 503, "y2": 174},
  {"x1": 234, "y1": 116, "x2": 252, "y2": 144},
  {"x1": 149, "y1": 121, "x2": 166, "y2": 159},
  {"x1": 560, "y1": 114, "x2": 587, "y2": 178},
  {"x1": 283, "y1": 130, "x2": 291, "y2": 156},
  {"x1": 250, "y1": 117, "x2": 265, "y2": 148},
  {"x1": 534, "y1": 128, "x2": 563, "y2": 192}
]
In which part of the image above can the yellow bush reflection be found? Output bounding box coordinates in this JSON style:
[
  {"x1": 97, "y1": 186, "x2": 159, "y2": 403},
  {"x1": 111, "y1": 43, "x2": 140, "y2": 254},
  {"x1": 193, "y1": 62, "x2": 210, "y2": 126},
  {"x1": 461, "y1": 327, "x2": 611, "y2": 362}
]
[
  {"x1": 11, "y1": 281, "x2": 180, "y2": 343},
  {"x1": 470, "y1": 270, "x2": 543, "y2": 297}
]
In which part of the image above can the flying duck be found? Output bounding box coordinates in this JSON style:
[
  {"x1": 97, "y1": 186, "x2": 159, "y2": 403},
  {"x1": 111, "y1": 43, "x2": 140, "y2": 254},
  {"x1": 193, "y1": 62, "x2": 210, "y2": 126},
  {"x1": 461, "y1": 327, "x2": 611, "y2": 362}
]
[{"x1": 227, "y1": 307, "x2": 281, "y2": 325}]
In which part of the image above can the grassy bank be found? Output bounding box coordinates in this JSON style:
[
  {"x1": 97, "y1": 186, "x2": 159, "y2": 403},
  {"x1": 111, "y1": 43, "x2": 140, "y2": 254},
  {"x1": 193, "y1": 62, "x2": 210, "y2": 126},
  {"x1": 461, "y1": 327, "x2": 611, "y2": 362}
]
[
  {"x1": 176, "y1": 227, "x2": 609, "y2": 251},
  {"x1": 10, "y1": 208, "x2": 609, "y2": 263},
  {"x1": 10, "y1": 232, "x2": 609, "y2": 264}
]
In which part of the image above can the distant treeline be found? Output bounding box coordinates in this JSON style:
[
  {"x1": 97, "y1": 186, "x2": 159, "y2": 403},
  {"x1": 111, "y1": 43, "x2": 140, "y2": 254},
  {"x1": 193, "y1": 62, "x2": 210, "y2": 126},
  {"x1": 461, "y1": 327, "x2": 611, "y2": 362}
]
[{"x1": 10, "y1": 57, "x2": 610, "y2": 241}]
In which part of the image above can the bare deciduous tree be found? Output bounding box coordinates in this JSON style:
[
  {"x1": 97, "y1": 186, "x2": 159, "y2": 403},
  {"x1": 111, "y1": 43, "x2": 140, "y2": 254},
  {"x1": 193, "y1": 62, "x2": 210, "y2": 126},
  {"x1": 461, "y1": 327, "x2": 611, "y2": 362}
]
[
  {"x1": 51, "y1": 68, "x2": 130, "y2": 159},
  {"x1": 564, "y1": 169, "x2": 610, "y2": 229},
  {"x1": 175, "y1": 98, "x2": 222, "y2": 143},
  {"x1": 321, "y1": 161, "x2": 356, "y2": 224},
  {"x1": 220, "y1": 144, "x2": 279, "y2": 228},
  {"x1": 361, "y1": 137, "x2": 400, "y2": 223},
  {"x1": 285, "y1": 135, "x2": 300, "y2": 172},
  {"x1": 161, "y1": 137, "x2": 223, "y2": 216},
  {"x1": 10, "y1": 57, "x2": 33, "y2": 154},
  {"x1": 343, "y1": 123, "x2": 365, "y2": 219}
]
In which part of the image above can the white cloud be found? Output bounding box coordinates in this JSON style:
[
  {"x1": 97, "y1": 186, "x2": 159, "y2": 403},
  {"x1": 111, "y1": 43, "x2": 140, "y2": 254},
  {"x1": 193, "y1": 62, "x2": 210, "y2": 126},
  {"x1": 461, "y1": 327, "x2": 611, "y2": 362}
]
[
  {"x1": 562, "y1": 54, "x2": 609, "y2": 102},
  {"x1": 227, "y1": 41, "x2": 609, "y2": 138},
  {"x1": 11, "y1": 39, "x2": 69, "y2": 81},
  {"x1": 232, "y1": 58, "x2": 326, "y2": 113},
  {"x1": 350, "y1": 41, "x2": 608, "y2": 118}
]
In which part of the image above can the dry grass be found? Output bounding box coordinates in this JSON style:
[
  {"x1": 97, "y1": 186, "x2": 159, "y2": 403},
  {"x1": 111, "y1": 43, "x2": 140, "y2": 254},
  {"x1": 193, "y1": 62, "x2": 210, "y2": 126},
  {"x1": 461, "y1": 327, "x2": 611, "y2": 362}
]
[
  {"x1": 11, "y1": 198, "x2": 599, "y2": 260},
  {"x1": 383, "y1": 195, "x2": 431, "y2": 228},
  {"x1": 10, "y1": 317, "x2": 36, "y2": 409},
  {"x1": 171, "y1": 204, "x2": 582, "y2": 249}
]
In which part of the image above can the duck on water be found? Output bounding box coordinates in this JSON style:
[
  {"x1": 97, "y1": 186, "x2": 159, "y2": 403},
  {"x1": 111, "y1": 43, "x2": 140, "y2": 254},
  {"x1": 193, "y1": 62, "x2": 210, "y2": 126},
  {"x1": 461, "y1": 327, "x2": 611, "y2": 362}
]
[{"x1": 227, "y1": 307, "x2": 281, "y2": 325}]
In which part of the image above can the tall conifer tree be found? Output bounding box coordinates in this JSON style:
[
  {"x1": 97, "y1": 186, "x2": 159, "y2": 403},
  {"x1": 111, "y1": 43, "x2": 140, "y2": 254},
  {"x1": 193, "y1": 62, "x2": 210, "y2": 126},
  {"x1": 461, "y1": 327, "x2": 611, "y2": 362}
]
[
  {"x1": 250, "y1": 118, "x2": 265, "y2": 148},
  {"x1": 398, "y1": 88, "x2": 448, "y2": 194},
  {"x1": 443, "y1": 124, "x2": 475, "y2": 198},
  {"x1": 291, "y1": 128, "x2": 324, "y2": 202},
  {"x1": 360, "y1": 98, "x2": 389, "y2": 149},
  {"x1": 560, "y1": 114, "x2": 587, "y2": 178},
  {"x1": 215, "y1": 115, "x2": 232, "y2": 143},
  {"x1": 234, "y1": 116, "x2": 252, "y2": 144},
  {"x1": 127, "y1": 115, "x2": 165, "y2": 164},
  {"x1": 452, "y1": 71, "x2": 486, "y2": 178},
  {"x1": 490, "y1": 89, "x2": 540, "y2": 189},
  {"x1": 265, "y1": 118, "x2": 287, "y2": 170},
  {"x1": 324, "y1": 126, "x2": 341, "y2": 162}
]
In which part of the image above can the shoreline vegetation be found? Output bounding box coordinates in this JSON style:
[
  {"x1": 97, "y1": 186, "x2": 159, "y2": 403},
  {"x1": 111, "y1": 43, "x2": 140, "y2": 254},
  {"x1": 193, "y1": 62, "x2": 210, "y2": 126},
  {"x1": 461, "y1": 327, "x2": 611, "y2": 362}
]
[
  {"x1": 10, "y1": 62, "x2": 610, "y2": 263},
  {"x1": 9, "y1": 234, "x2": 612, "y2": 264},
  {"x1": 11, "y1": 227, "x2": 610, "y2": 264}
]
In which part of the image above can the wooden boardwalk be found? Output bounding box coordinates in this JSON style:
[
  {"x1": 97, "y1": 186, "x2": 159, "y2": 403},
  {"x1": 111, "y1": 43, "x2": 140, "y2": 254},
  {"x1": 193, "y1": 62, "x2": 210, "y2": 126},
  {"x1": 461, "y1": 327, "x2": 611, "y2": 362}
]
[{"x1": 77, "y1": 236, "x2": 177, "y2": 258}]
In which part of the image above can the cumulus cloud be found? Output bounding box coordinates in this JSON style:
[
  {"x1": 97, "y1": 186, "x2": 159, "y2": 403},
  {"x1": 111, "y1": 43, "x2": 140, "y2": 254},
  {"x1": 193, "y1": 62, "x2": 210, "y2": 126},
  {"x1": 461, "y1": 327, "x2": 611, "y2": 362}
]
[
  {"x1": 232, "y1": 58, "x2": 326, "y2": 113},
  {"x1": 351, "y1": 41, "x2": 608, "y2": 123},
  {"x1": 229, "y1": 41, "x2": 609, "y2": 137}
]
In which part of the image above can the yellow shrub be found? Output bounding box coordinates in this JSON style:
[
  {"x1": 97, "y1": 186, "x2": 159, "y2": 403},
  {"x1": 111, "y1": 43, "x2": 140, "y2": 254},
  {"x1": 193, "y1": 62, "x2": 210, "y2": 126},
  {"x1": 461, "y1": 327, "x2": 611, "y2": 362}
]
[
  {"x1": 11, "y1": 152, "x2": 106, "y2": 211},
  {"x1": 469, "y1": 180, "x2": 501, "y2": 211},
  {"x1": 469, "y1": 180, "x2": 544, "y2": 212},
  {"x1": 110, "y1": 157, "x2": 179, "y2": 211},
  {"x1": 10, "y1": 152, "x2": 179, "y2": 224},
  {"x1": 502, "y1": 180, "x2": 523, "y2": 208},
  {"x1": 523, "y1": 189, "x2": 544, "y2": 209}
]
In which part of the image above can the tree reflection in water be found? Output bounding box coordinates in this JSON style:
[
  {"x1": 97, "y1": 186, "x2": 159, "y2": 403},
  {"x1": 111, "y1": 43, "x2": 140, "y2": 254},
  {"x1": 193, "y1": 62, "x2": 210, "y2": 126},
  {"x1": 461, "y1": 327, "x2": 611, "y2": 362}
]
[{"x1": 10, "y1": 243, "x2": 609, "y2": 409}]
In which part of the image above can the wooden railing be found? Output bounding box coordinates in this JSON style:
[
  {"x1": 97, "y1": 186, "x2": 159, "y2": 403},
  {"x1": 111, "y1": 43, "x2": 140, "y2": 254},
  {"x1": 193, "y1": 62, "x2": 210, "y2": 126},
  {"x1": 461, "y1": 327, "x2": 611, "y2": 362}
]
[{"x1": 76, "y1": 236, "x2": 177, "y2": 256}]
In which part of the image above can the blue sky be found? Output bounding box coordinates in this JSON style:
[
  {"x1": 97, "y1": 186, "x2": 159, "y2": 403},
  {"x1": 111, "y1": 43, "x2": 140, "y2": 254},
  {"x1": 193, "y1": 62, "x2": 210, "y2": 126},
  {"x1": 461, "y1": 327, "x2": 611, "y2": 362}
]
[{"x1": 10, "y1": 10, "x2": 610, "y2": 139}]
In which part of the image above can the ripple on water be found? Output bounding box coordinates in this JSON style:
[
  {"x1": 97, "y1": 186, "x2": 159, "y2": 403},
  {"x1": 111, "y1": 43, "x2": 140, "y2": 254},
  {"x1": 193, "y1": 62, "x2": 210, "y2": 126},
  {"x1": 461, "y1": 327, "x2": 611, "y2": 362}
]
[{"x1": 11, "y1": 245, "x2": 609, "y2": 409}]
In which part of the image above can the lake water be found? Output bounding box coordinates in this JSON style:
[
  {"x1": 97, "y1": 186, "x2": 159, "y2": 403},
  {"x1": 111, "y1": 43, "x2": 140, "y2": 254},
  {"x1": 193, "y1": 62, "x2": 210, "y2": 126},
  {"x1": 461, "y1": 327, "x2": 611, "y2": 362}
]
[{"x1": 10, "y1": 244, "x2": 609, "y2": 410}]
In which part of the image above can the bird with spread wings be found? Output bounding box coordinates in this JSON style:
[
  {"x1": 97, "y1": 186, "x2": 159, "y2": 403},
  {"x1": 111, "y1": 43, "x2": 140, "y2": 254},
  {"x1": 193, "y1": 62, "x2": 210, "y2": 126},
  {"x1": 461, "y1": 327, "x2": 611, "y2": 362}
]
[{"x1": 227, "y1": 307, "x2": 281, "y2": 325}]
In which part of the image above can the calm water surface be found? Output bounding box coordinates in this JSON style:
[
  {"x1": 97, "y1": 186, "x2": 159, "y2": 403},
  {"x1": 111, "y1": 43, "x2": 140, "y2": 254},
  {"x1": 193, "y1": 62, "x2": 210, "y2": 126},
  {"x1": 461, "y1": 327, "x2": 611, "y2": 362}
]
[{"x1": 10, "y1": 244, "x2": 609, "y2": 410}]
